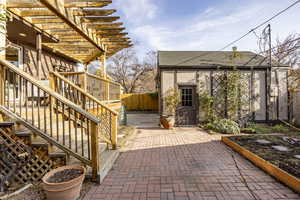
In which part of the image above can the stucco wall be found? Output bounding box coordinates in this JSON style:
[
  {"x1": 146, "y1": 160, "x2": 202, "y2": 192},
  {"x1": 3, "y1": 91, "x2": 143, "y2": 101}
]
[
  {"x1": 160, "y1": 69, "x2": 289, "y2": 122},
  {"x1": 253, "y1": 71, "x2": 266, "y2": 120},
  {"x1": 293, "y1": 90, "x2": 300, "y2": 126},
  {"x1": 161, "y1": 71, "x2": 175, "y2": 115}
]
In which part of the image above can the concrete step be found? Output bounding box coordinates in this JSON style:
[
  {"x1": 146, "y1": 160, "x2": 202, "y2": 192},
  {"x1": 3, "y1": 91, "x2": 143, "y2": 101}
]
[
  {"x1": 99, "y1": 149, "x2": 120, "y2": 183},
  {"x1": 100, "y1": 143, "x2": 108, "y2": 154}
]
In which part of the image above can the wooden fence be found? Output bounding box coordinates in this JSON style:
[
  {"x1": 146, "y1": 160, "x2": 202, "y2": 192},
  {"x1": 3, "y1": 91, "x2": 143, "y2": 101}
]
[{"x1": 121, "y1": 93, "x2": 158, "y2": 111}]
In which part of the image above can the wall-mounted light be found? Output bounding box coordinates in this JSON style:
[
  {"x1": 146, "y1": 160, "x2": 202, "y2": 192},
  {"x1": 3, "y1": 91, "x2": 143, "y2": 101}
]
[{"x1": 19, "y1": 33, "x2": 27, "y2": 37}]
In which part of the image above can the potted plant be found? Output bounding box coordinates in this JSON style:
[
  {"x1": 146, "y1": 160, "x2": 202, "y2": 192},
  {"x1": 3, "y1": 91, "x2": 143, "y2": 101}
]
[
  {"x1": 160, "y1": 88, "x2": 180, "y2": 129},
  {"x1": 42, "y1": 165, "x2": 86, "y2": 200}
]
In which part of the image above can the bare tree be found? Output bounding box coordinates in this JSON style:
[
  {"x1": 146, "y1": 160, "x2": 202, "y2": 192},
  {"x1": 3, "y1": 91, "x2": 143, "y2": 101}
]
[
  {"x1": 135, "y1": 51, "x2": 158, "y2": 93},
  {"x1": 107, "y1": 48, "x2": 155, "y2": 93},
  {"x1": 258, "y1": 32, "x2": 300, "y2": 88},
  {"x1": 258, "y1": 32, "x2": 300, "y2": 67}
]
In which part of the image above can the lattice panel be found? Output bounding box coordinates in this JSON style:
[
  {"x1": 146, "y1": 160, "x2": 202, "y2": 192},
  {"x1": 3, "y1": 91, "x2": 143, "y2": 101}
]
[
  {"x1": 239, "y1": 72, "x2": 251, "y2": 119},
  {"x1": 211, "y1": 71, "x2": 252, "y2": 120},
  {"x1": 98, "y1": 111, "x2": 112, "y2": 144},
  {"x1": 0, "y1": 129, "x2": 55, "y2": 186},
  {"x1": 212, "y1": 72, "x2": 227, "y2": 118}
]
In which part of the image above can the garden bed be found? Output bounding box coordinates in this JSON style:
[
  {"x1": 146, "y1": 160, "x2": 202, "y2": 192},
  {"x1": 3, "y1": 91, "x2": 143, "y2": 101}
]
[{"x1": 222, "y1": 134, "x2": 300, "y2": 193}]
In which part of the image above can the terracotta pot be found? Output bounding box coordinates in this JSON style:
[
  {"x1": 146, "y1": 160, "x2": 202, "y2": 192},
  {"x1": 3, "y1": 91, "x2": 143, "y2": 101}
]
[
  {"x1": 42, "y1": 165, "x2": 86, "y2": 200},
  {"x1": 160, "y1": 115, "x2": 175, "y2": 129}
]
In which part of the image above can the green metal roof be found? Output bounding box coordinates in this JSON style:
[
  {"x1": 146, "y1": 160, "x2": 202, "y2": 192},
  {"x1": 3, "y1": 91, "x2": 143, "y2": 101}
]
[{"x1": 158, "y1": 51, "x2": 288, "y2": 68}]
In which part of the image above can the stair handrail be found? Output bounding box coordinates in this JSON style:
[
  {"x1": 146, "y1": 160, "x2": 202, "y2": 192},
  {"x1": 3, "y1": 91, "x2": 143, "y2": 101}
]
[
  {"x1": 0, "y1": 60, "x2": 100, "y2": 123},
  {"x1": 49, "y1": 71, "x2": 118, "y2": 148},
  {"x1": 85, "y1": 73, "x2": 121, "y2": 86},
  {"x1": 0, "y1": 60, "x2": 101, "y2": 180},
  {"x1": 50, "y1": 71, "x2": 118, "y2": 116}
]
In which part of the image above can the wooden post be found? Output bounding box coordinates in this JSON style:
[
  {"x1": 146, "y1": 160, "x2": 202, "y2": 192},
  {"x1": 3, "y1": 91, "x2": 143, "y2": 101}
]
[
  {"x1": 0, "y1": 66, "x2": 5, "y2": 105},
  {"x1": 106, "y1": 81, "x2": 110, "y2": 101},
  {"x1": 48, "y1": 72, "x2": 56, "y2": 113},
  {"x1": 111, "y1": 114, "x2": 118, "y2": 150},
  {"x1": 0, "y1": 65, "x2": 5, "y2": 122},
  {"x1": 0, "y1": 0, "x2": 6, "y2": 61},
  {"x1": 0, "y1": 0, "x2": 6, "y2": 122},
  {"x1": 90, "y1": 121, "x2": 100, "y2": 182},
  {"x1": 36, "y1": 33, "x2": 42, "y2": 80},
  {"x1": 49, "y1": 72, "x2": 56, "y2": 91},
  {"x1": 80, "y1": 72, "x2": 87, "y2": 92},
  {"x1": 100, "y1": 53, "x2": 107, "y2": 79}
]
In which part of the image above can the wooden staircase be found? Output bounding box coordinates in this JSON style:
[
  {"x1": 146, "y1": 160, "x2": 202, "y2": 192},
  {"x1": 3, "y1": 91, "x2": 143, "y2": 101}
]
[
  {"x1": 0, "y1": 59, "x2": 120, "y2": 184},
  {"x1": 0, "y1": 122, "x2": 65, "y2": 189}
]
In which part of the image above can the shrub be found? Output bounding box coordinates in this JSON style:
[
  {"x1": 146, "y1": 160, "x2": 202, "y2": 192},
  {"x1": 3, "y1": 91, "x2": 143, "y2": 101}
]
[
  {"x1": 211, "y1": 119, "x2": 240, "y2": 134},
  {"x1": 164, "y1": 88, "x2": 180, "y2": 115}
]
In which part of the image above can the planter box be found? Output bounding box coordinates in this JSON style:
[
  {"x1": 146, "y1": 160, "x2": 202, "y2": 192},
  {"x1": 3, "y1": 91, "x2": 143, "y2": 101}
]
[{"x1": 222, "y1": 136, "x2": 300, "y2": 193}]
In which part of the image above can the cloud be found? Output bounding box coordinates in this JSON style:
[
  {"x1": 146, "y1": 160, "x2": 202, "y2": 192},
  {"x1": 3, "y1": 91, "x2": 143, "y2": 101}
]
[
  {"x1": 114, "y1": 0, "x2": 158, "y2": 24},
  {"x1": 127, "y1": 0, "x2": 300, "y2": 53}
]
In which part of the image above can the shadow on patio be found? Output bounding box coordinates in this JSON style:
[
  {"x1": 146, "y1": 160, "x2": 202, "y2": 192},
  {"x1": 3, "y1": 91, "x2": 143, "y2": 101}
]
[{"x1": 83, "y1": 127, "x2": 300, "y2": 200}]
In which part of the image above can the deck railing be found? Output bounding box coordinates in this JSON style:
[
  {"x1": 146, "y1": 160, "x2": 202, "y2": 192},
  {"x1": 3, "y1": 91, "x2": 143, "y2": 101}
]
[
  {"x1": 49, "y1": 71, "x2": 118, "y2": 148},
  {"x1": 59, "y1": 72, "x2": 121, "y2": 102},
  {"x1": 0, "y1": 60, "x2": 100, "y2": 180}
]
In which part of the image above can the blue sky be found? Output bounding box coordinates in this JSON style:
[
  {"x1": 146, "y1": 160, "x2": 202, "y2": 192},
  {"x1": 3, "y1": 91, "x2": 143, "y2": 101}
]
[{"x1": 108, "y1": 0, "x2": 300, "y2": 56}]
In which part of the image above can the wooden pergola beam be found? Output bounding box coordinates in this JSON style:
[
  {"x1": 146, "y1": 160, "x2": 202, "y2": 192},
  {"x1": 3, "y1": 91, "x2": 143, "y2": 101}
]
[
  {"x1": 99, "y1": 33, "x2": 128, "y2": 37},
  {"x1": 20, "y1": 9, "x2": 54, "y2": 17},
  {"x1": 64, "y1": 0, "x2": 112, "y2": 8},
  {"x1": 7, "y1": 0, "x2": 132, "y2": 63},
  {"x1": 94, "y1": 29, "x2": 124, "y2": 35},
  {"x1": 7, "y1": 0, "x2": 112, "y2": 8},
  {"x1": 101, "y1": 37, "x2": 130, "y2": 42},
  {"x1": 7, "y1": 0, "x2": 43, "y2": 8},
  {"x1": 38, "y1": 0, "x2": 105, "y2": 52},
  {"x1": 32, "y1": 18, "x2": 64, "y2": 24},
  {"x1": 73, "y1": 9, "x2": 116, "y2": 16},
  {"x1": 45, "y1": 44, "x2": 94, "y2": 48},
  {"x1": 81, "y1": 16, "x2": 119, "y2": 23},
  {"x1": 86, "y1": 22, "x2": 123, "y2": 29}
]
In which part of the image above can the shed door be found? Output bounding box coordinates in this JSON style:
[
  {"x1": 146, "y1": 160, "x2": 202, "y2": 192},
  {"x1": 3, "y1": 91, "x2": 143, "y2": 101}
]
[{"x1": 176, "y1": 86, "x2": 197, "y2": 126}]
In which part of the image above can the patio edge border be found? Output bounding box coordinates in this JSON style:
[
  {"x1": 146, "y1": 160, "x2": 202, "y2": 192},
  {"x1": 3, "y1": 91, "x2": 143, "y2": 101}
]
[{"x1": 222, "y1": 136, "x2": 300, "y2": 193}]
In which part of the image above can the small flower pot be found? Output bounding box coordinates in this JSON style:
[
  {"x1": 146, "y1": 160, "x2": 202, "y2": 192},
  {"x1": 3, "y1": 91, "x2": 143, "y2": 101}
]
[
  {"x1": 42, "y1": 165, "x2": 86, "y2": 200},
  {"x1": 160, "y1": 115, "x2": 175, "y2": 129}
]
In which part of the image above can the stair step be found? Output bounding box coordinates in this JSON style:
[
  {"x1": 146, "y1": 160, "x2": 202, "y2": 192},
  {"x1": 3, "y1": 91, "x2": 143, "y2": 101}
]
[
  {"x1": 15, "y1": 130, "x2": 32, "y2": 137},
  {"x1": 31, "y1": 137, "x2": 49, "y2": 149},
  {"x1": 49, "y1": 152, "x2": 67, "y2": 159},
  {"x1": 0, "y1": 122, "x2": 15, "y2": 127}
]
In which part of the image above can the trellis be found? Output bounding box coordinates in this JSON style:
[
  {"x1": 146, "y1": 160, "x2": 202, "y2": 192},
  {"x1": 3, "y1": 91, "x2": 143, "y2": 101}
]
[{"x1": 210, "y1": 70, "x2": 254, "y2": 122}]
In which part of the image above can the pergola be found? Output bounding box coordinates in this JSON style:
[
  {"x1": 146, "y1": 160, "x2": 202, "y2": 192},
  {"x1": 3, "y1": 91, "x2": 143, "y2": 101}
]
[{"x1": 5, "y1": 0, "x2": 132, "y2": 64}]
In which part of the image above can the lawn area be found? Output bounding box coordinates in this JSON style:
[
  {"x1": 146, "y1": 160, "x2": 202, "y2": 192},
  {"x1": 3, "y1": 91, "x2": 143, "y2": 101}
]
[{"x1": 243, "y1": 123, "x2": 300, "y2": 135}]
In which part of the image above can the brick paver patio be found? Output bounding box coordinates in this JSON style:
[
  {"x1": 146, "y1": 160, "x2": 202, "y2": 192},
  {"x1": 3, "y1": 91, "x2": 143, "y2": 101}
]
[{"x1": 84, "y1": 125, "x2": 300, "y2": 200}]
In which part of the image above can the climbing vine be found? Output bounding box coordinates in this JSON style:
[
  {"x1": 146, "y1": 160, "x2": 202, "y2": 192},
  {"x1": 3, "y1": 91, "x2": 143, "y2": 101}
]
[{"x1": 199, "y1": 70, "x2": 251, "y2": 122}]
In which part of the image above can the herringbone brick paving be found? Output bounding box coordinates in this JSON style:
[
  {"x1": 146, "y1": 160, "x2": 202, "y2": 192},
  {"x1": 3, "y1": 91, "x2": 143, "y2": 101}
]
[{"x1": 84, "y1": 125, "x2": 300, "y2": 200}]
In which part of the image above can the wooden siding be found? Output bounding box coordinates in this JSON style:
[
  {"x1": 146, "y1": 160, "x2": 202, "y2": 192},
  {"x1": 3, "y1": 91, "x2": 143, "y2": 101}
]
[
  {"x1": 10, "y1": 41, "x2": 76, "y2": 80},
  {"x1": 23, "y1": 44, "x2": 76, "y2": 79}
]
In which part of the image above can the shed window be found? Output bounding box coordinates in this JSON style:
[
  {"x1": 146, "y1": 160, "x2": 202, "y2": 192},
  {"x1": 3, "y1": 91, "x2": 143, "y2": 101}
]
[{"x1": 181, "y1": 88, "x2": 193, "y2": 107}]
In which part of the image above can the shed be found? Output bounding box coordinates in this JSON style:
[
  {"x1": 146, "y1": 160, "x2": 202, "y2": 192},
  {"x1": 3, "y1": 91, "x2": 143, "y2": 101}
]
[{"x1": 158, "y1": 51, "x2": 290, "y2": 126}]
